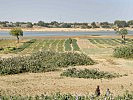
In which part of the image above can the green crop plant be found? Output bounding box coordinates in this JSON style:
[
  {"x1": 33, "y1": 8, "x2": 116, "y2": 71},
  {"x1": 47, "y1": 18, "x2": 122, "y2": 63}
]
[
  {"x1": 0, "y1": 91, "x2": 133, "y2": 100},
  {"x1": 13, "y1": 39, "x2": 36, "y2": 53},
  {"x1": 61, "y1": 68, "x2": 122, "y2": 79},
  {"x1": 65, "y1": 39, "x2": 72, "y2": 51},
  {"x1": 113, "y1": 46, "x2": 133, "y2": 58},
  {"x1": 0, "y1": 51, "x2": 95, "y2": 75},
  {"x1": 57, "y1": 40, "x2": 65, "y2": 52},
  {"x1": 72, "y1": 39, "x2": 80, "y2": 51}
]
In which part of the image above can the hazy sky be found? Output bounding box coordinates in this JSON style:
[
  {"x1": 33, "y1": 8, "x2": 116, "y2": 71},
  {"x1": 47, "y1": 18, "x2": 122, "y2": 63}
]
[{"x1": 0, "y1": 0, "x2": 133, "y2": 22}]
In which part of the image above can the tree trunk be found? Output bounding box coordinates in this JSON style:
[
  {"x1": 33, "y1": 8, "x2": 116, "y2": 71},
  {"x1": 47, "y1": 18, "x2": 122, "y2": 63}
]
[
  {"x1": 16, "y1": 36, "x2": 19, "y2": 43},
  {"x1": 121, "y1": 35, "x2": 126, "y2": 44}
]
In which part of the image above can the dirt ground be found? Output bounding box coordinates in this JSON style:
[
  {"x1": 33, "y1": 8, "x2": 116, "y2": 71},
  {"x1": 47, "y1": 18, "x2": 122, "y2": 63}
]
[{"x1": 0, "y1": 37, "x2": 133, "y2": 96}]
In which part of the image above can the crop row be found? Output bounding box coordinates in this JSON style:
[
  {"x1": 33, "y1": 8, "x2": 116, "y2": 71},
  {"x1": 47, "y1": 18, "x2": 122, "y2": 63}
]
[
  {"x1": 88, "y1": 38, "x2": 133, "y2": 48},
  {"x1": 65, "y1": 38, "x2": 80, "y2": 51}
]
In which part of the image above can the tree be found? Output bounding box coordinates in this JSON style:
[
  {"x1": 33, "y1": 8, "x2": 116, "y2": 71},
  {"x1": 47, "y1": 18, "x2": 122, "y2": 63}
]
[
  {"x1": 10, "y1": 28, "x2": 23, "y2": 43},
  {"x1": 114, "y1": 20, "x2": 127, "y2": 28},
  {"x1": 127, "y1": 20, "x2": 133, "y2": 26},
  {"x1": 61, "y1": 23, "x2": 71, "y2": 28},
  {"x1": 91, "y1": 22, "x2": 99, "y2": 28},
  {"x1": 115, "y1": 28, "x2": 128, "y2": 44},
  {"x1": 27, "y1": 22, "x2": 33, "y2": 28},
  {"x1": 37, "y1": 21, "x2": 45, "y2": 27}
]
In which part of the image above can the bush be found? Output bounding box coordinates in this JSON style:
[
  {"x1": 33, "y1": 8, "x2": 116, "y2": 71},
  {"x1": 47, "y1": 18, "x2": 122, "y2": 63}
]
[
  {"x1": 61, "y1": 68, "x2": 122, "y2": 79},
  {"x1": 0, "y1": 51, "x2": 95, "y2": 75},
  {"x1": 113, "y1": 46, "x2": 133, "y2": 58}
]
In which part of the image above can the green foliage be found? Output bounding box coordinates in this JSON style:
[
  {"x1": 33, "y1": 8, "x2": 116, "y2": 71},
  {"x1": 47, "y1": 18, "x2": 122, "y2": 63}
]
[
  {"x1": 114, "y1": 20, "x2": 127, "y2": 28},
  {"x1": 1, "y1": 91, "x2": 133, "y2": 100},
  {"x1": 13, "y1": 39, "x2": 36, "y2": 53},
  {"x1": 91, "y1": 22, "x2": 100, "y2": 28},
  {"x1": 127, "y1": 20, "x2": 133, "y2": 25},
  {"x1": 113, "y1": 46, "x2": 133, "y2": 58},
  {"x1": 0, "y1": 51, "x2": 95, "y2": 75},
  {"x1": 9, "y1": 28, "x2": 23, "y2": 43},
  {"x1": 72, "y1": 39, "x2": 80, "y2": 51},
  {"x1": 115, "y1": 28, "x2": 128, "y2": 36},
  {"x1": 9, "y1": 28, "x2": 23, "y2": 37},
  {"x1": 61, "y1": 68, "x2": 122, "y2": 79},
  {"x1": 65, "y1": 39, "x2": 72, "y2": 51}
]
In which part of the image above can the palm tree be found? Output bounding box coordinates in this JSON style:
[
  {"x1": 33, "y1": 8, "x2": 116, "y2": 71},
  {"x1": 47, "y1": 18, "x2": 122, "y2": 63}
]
[
  {"x1": 9, "y1": 28, "x2": 23, "y2": 43},
  {"x1": 115, "y1": 28, "x2": 128, "y2": 44}
]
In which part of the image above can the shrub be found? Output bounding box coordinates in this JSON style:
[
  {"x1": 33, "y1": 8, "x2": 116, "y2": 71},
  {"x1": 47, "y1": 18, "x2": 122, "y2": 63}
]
[
  {"x1": 61, "y1": 68, "x2": 122, "y2": 79},
  {"x1": 113, "y1": 46, "x2": 133, "y2": 58},
  {"x1": 0, "y1": 51, "x2": 95, "y2": 75}
]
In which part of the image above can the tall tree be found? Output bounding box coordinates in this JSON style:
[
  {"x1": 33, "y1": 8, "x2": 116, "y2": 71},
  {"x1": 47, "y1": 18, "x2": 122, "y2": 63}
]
[
  {"x1": 115, "y1": 28, "x2": 128, "y2": 44},
  {"x1": 9, "y1": 28, "x2": 23, "y2": 43}
]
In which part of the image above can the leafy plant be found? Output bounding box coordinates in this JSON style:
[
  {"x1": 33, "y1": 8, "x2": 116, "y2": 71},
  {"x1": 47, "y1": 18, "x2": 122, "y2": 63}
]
[
  {"x1": 113, "y1": 46, "x2": 133, "y2": 58},
  {"x1": 0, "y1": 51, "x2": 95, "y2": 75},
  {"x1": 61, "y1": 68, "x2": 122, "y2": 79}
]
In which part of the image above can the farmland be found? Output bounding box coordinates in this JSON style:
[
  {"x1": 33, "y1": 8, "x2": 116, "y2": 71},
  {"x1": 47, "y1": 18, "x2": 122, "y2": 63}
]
[
  {"x1": 0, "y1": 38, "x2": 80, "y2": 55},
  {"x1": 0, "y1": 37, "x2": 133, "y2": 98}
]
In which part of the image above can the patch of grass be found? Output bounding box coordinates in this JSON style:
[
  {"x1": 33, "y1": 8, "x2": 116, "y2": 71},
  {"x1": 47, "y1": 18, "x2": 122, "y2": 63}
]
[{"x1": 61, "y1": 68, "x2": 122, "y2": 79}]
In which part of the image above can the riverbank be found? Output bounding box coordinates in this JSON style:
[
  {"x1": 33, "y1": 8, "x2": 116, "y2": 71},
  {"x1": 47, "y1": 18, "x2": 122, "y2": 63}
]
[
  {"x1": 0, "y1": 27, "x2": 133, "y2": 32},
  {"x1": 0, "y1": 27, "x2": 122, "y2": 32}
]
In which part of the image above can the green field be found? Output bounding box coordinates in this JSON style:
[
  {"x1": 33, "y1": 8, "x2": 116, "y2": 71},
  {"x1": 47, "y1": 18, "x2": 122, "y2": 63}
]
[
  {"x1": 0, "y1": 38, "x2": 80, "y2": 54},
  {"x1": 88, "y1": 38, "x2": 133, "y2": 48}
]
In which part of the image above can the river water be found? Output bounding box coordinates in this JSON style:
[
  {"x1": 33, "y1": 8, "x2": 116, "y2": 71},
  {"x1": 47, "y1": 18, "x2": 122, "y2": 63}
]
[{"x1": 0, "y1": 31, "x2": 133, "y2": 36}]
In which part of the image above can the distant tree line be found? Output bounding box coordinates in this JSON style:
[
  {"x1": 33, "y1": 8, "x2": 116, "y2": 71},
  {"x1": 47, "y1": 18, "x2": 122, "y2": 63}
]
[{"x1": 0, "y1": 20, "x2": 133, "y2": 29}]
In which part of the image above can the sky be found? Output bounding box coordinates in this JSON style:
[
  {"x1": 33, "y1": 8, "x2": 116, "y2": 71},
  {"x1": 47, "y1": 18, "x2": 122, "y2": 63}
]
[{"x1": 0, "y1": 0, "x2": 133, "y2": 23}]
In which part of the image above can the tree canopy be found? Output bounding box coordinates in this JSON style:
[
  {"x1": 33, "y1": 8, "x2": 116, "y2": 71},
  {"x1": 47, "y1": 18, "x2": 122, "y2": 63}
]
[{"x1": 9, "y1": 28, "x2": 23, "y2": 43}]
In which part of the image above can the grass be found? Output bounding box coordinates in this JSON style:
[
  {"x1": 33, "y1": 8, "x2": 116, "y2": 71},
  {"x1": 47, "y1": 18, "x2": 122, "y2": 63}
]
[{"x1": 61, "y1": 68, "x2": 122, "y2": 79}]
